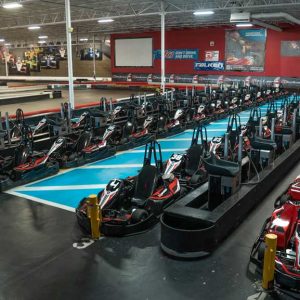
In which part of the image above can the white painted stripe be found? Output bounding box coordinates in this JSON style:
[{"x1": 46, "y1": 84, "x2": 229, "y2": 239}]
[
  {"x1": 13, "y1": 184, "x2": 107, "y2": 191},
  {"x1": 11, "y1": 167, "x2": 76, "y2": 190},
  {"x1": 6, "y1": 191, "x2": 75, "y2": 212},
  {"x1": 185, "y1": 128, "x2": 226, "y2": 132},
  {"x1": 82, "y1": 164, "x2": 143, "y2": 169},
  {"x1": 128, "y1": 148, "x2": 186, "y2": 152},
  {"x1": 165, "y1": 138, "x2": 192, "y2": 141}
]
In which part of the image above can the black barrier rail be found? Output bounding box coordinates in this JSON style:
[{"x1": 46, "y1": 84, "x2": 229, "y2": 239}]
[{"x1": 160, "y1": 138, "x2": 300, "y2": 258}]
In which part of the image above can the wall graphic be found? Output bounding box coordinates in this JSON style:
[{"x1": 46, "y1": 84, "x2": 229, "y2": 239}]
[
  {"x1": 194, "y1": 61, "x2": 224, "y2": 71},
  {"x1": 225, "y1": 29, "x2": 267, "y2": 72},
  {"x1": 281, "y1": 41, "x2": 300, "y2": 56},
  {"x1": 153, "y1": 49, "x2": 199, "y2": 60}
]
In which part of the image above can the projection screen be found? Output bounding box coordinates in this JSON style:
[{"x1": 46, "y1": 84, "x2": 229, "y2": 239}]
[{"x1": 115, "y1": 38, "x2": 153, "y2": 67}]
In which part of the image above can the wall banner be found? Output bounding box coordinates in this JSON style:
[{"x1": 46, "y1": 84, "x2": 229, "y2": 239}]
[
  {"x1": 225, "y1": 29, "x2": 267, "y2": 72},
  {"x1": 194, "y1": 61, "x2": 225, "y2": 71},
  {"x1": 153, "y1": 49, "x2": 199, "y2": 60}
]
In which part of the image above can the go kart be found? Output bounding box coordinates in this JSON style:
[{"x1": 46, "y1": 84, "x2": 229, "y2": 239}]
[
  {"x1": 76, "y1": 141, "x2": 183, "y2": 236},
  {"x1": 40, "y1": 55, "x2": 59, "y2": 69},
  {"x1": 163, "y1": 125, "x2": 208, "y2": 189},
  {"x1": 81, "y1": 125, "x2": 117, "y2": 164},
  {"x1": 0, "y1": 138, "x2": 60, "y2": 191},
  {"x1": 250, "y1": 175, "x2": 300, "y2": 290}
]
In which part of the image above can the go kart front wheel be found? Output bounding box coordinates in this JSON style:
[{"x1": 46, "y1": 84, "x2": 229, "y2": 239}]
[
  {"x1": 131, "y1": 209, "x2": 149, "y2": 223},
  {"x1": 257, "y1": 241, "x2": 265, "y2": 266}
]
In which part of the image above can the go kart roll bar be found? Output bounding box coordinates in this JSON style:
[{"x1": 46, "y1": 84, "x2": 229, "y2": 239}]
[
  {"x1": 143, "y1": 140, "x2": 163, "y2": 173},
  {"x1": 191, "y1": 125, "x2": 208, "y2": 148},
  {"x1": 5, "y1": 112, "x2": 11, "y2": 145}
]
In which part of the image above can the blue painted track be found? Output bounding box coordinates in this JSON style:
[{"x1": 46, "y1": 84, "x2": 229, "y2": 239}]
[{"x1": 8, "y1": 98, "x2": 286, "y2": 211}]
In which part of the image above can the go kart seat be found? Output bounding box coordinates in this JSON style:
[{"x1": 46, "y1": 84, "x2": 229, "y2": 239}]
[
  {"x1": 185, "y1": 144, "x2": 204, "y2": 176},
  {"x1": 45, "y1": 116, "x2": 66, "y2": 127},
  {"x1": 250, "y1": 137, "x2": 277, "y2": 151},
  {"x1": 203, "y1": 154, "x2": 240, "y2": 177},
  {"x1": 14, "y1": 144, "x2": 30, "y2": 166},
  {"x1": 131, "y1": 165, "x2": 159, "y2": 207},
  {"x1": 73, "y1": 132, "x2": 92, "y2": 153}
]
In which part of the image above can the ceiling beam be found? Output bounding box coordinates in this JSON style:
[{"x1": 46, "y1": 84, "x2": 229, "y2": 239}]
[{"x1": 0, "y1": 0, "x2": 300, "y2": 30}]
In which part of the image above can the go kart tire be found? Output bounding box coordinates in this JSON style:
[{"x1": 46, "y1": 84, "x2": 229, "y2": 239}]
[
  {"x1": 258, "y1": 241, "x2": 265, "y2": 266},
  {"x1": 131, "y1": 209, "x2": 149, "y2": 223},
  {"x1": 180, "y1": 187, "x2": 188, "y2": 197}
]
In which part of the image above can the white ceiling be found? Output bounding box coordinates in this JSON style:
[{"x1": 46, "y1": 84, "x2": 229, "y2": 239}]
[{"x1": 0, "y1": 0, "x2": 300, "y2": 45}]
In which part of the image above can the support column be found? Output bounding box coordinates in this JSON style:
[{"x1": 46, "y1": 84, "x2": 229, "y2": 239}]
[
  {"x1": 93, "y1": 34, "x2": 96, "y2": 80},
  {"x1": 161, "y1": 0, "x2": 165, "y2": 94},
  {"x1": 65, "y1": 0, "x2": 75, "y2": 109}
]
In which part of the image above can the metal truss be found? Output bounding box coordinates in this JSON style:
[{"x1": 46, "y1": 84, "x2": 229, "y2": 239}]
[{"x1": 0, "y1": 0, "x2": 300, "y2": 42}]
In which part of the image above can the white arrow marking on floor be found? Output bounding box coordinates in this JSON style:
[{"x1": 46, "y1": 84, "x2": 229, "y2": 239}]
[{"x1": 83, "y1": 164, "x2": 143, "y2": 169}]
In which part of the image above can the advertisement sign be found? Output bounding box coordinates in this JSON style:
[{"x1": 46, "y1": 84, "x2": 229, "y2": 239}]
[
  {"x1": 194, "y1": 61, "x2": 225, "y2": 71},
  {"x1": 205, "y1": 50, "x2": 219, "y2": 61},
  {"x1": 281, "y1": 41, "x2": 300, "y2": 56},
  {"x1": 225, "y1": 29, "x2": 267, "y2": 72},
  {"x1": 153, "y1": 49, "x2": 198, "y2": 60},
  {"x1": 112, "y1": 73, "x2": 300, "y2": 87}
]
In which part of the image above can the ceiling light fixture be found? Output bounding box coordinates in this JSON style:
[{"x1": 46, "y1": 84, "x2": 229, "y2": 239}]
[
  {"x1": 28, "y1": 26, "x2": 40, "y2": 30},
  {"x1": 0, "y1": 39, "x2": 5, "y2": 42},
  {"x1": 3, "y1": 2, "x2": 23, "y2": 9},
  {"x1": 5, "y1": 43, "x2": 11, "y2": 46},
  {"x1": 38, "y1": 40, "x2": 46, "y2": 44},
  {"x1": 38, "y1": 35, "x2": 48, "y2": 39},
  {"x1": 193, "y1": 10, "x2": 214, "y2": 16},
  {"x1": 98, "y1": 18, "x2": 114, "y2": 23},
  {"x1": 236, "y1": 23, "x2": 253, "y2": 27},
  {"x1": 80, "y1": 38, "x2": 88, "y2": 41}
]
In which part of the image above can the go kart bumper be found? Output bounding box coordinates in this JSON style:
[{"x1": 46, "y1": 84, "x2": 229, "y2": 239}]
[
  {"x1": 76, "y1": 209, "x2": 158, "y2": 237},
  {"x1": 275, "y1": 261, "x2": 300, "y2": 290},
  {"x1": 0, "y1": 162, "x2": 59, "y2": 192},
  {"x1": 60, "y1": 146, "x2": 116, "y2": 169}
]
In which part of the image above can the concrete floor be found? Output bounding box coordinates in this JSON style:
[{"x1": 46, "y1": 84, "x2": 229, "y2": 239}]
[
  {"x1": 0, "y1": 89, "x2": 137, "y2": 115},
  {"x1": 0, "y1": 161, "x2": 299, "y2": 300}
]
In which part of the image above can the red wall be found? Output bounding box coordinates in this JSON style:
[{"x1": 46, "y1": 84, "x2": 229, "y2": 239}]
[{"x1": 111, "y1": 26, "x2": 300, "y2": 77}]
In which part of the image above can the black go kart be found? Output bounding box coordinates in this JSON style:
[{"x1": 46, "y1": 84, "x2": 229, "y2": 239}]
[
  {"x1": 250, "y1": 175, "x2": 300, "y2": 291},
  {"x1": 76, "y1": 140, "x2": 184, "y2": 236},
  {"x1": 0, "y1": 135, "x2": 60, "y2": 191}
]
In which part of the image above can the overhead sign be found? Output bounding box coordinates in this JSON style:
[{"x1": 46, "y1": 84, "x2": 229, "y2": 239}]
[
  {"x1": 153, "y1": 49, "x2": 199, "y2": 60},
  {"x1": 194, "y1": 61, "x2": 225, "y2": 71},
  {"x1": 205, "y1": 50, "x2": 219, "y2": 61}
]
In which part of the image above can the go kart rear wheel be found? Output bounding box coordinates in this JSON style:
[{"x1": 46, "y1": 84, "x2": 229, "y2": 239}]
[
  {"x1": 131, "y1": 209, "x2": 149, "y2": 223},
  {"x1": 258, "y1": 241, "x2": 265, "y2": 266}
]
